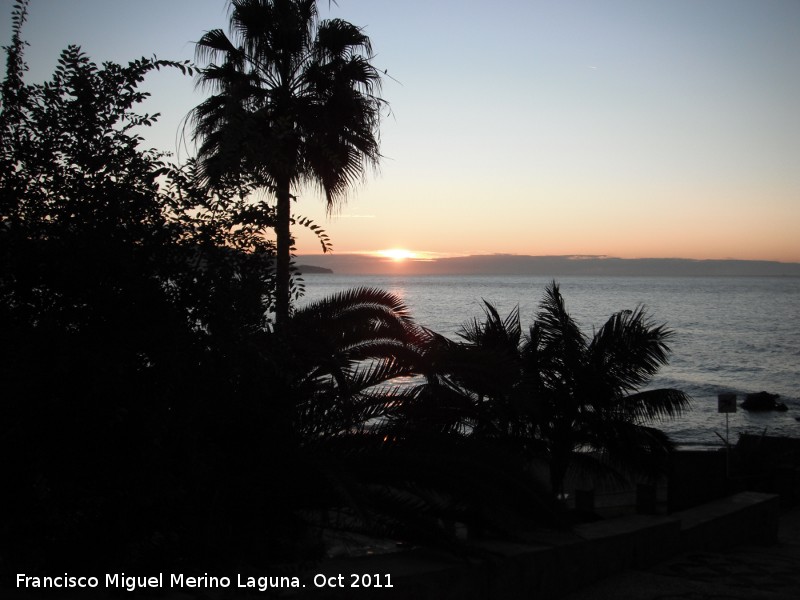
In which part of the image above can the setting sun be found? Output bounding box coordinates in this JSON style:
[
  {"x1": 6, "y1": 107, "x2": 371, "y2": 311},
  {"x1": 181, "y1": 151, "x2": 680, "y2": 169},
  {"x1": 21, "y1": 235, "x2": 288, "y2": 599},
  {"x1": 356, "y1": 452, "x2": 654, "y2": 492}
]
[{"x1": 376, "y1": 248, "x2": 418, "y2": 261}]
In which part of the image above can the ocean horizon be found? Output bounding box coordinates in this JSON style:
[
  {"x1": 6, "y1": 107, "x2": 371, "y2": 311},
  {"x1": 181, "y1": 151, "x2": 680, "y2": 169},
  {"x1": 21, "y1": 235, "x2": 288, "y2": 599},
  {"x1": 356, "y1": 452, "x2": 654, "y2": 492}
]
[{"x1": 295, "y1": 253, "x2": 800, "y2": 278}]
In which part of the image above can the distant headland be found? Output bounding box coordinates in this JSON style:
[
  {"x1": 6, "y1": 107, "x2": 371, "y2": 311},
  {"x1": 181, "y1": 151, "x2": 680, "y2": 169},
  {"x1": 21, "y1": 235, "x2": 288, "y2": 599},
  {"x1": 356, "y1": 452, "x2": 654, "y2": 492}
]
[
  {"x1": 295, "y1": 264, "x2": 333, "y2": 274},
  {"x1": 295, "y1": 254, "x2": 800, "y2": 278}
]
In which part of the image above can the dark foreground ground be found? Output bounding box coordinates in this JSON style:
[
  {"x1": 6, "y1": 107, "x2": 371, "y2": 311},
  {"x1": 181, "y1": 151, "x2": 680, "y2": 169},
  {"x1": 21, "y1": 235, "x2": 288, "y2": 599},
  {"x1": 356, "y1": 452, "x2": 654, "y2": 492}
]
[
  {"x1": 5, "y1": 494, "x2": 797, "y2": 599},
  {"x1": 564, "y1": 504, "x2": 800, "y2": 600}
]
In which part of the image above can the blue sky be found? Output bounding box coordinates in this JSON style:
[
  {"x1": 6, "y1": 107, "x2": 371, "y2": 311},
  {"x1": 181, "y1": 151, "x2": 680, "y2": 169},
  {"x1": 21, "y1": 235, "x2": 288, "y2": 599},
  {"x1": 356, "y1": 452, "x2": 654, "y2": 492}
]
[{"x1": 3, "y1": 0, "x2": 799, "y2": 261}]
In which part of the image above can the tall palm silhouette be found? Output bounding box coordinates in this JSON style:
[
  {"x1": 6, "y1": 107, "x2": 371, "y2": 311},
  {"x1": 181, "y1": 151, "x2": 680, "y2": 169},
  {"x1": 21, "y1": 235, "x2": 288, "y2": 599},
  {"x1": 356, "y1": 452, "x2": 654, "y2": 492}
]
[{"x1": 191, "y1": 0, "x2": 385, "y2": 325}]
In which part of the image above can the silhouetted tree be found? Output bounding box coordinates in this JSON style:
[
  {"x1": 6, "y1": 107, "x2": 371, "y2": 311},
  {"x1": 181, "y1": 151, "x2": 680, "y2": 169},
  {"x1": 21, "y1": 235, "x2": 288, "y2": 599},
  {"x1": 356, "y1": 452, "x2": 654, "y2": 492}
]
[
  {"x1": 424, "y1": 282, "x2": 691, "y2": 501},
  {"x1": 0, "y1": 0, "x2": 194, "y2": 330},
  {"x1": 0, "y1": 1, "x2": 291, "y2": 571},
  {"x1": 526, "y1": 282, "x2": 691, "y2": 498},
  {"x1": 0, "y1": 0, "x2": 197, "y2": 413},
  {"x1": 190, "y1": 0, "x2": 386, "y2": 326}
]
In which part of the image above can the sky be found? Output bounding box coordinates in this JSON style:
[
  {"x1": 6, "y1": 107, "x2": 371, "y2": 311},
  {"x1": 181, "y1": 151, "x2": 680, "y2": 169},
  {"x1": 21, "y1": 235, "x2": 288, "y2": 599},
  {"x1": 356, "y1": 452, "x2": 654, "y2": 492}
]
[{"x1": 3, "y1": 0, "x2": 799, "y2": 263}]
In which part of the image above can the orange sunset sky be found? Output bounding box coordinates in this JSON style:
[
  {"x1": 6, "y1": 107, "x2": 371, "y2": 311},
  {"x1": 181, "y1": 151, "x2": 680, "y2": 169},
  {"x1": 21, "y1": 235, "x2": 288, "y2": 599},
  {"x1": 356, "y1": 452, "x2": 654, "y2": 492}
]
[{"x1": 5, "y1": 0, "x2": 799, "y2": 263}]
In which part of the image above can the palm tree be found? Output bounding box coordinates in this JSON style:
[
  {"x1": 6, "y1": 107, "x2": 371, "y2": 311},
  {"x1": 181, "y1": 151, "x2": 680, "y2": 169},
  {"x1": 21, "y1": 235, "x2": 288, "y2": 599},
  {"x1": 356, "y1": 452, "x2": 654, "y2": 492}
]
[
  {"x1": 191, "y1": 0, "x2": 385, "y2": 326},
  {"x1": 525, "y1": 281, "x2": 692, "y2": 498},
  {"x1": 424, "y1": 282, "x2": 691, "y2": 501}
]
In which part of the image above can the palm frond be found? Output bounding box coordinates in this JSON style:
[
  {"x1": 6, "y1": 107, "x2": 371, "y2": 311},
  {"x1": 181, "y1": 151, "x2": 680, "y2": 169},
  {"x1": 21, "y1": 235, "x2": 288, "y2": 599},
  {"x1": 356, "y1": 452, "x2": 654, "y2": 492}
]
[
  {"x1": 195, "y1": 29, "x2": 240, "y2": 64},
  {"x1": 535, "y1": 281, "x2": 587, "y2": 364},
  {"x1": 589, "y1": 305, "x2": 675, "y2": 393},
  {"x1": 620, "y1": 388, "x2": 692, "y2": 422},
  {"x1": 295, "y1": 286, "x2": 414, "y2": 329},
  {"x1": 344, "y1": 355, "x2": 416, "y2": 391},
  {"x1": 317, "y1": 18, "x2": 373, "y2": 60}
]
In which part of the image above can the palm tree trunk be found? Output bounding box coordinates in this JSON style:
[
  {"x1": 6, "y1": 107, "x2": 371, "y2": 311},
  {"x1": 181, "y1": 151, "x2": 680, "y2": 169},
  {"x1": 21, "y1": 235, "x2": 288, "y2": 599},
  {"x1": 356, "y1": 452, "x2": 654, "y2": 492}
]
[{"x1": 275, "y1": 179, "x2": 292, "y2": 328}]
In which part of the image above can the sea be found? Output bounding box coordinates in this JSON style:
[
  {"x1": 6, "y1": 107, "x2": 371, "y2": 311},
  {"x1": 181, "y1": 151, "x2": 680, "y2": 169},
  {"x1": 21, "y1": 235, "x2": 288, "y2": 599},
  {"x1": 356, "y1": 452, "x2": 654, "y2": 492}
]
[{"x1": 298, "y1": 274, "x2": 800, "y2": 450}]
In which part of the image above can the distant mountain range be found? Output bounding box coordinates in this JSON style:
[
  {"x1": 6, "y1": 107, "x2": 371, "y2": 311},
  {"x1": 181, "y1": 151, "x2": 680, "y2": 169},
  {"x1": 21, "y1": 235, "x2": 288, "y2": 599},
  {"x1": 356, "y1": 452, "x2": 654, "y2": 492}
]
[{"x1": 295, "y1": 254, "x2": 800, "y2": 277}]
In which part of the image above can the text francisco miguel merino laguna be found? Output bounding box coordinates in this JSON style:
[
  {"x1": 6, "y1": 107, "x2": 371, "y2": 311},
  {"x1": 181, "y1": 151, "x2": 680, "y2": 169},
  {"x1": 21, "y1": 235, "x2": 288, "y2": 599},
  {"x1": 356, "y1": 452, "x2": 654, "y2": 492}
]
[{"x1": 17, "y1": 572, "x2": 395, "y2": 592}]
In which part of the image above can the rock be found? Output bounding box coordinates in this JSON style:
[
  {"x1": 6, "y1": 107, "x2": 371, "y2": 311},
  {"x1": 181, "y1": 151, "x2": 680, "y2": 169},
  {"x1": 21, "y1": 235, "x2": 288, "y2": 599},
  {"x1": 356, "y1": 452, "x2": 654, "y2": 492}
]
[{"x1": 741, "y1": 391, "x2": 788, "y2": 412}]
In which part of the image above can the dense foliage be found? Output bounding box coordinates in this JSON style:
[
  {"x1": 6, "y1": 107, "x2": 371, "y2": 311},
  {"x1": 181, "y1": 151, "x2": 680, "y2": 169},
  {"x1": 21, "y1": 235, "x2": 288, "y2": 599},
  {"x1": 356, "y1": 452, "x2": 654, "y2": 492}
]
[{"x1": 0, "y1": 0, "x2": 288, "y2": 572}]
